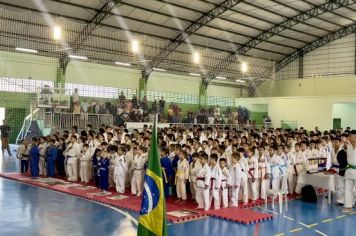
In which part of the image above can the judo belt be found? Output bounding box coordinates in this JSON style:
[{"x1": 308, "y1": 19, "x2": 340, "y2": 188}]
[
  {"x1": 279, "y1": 164, "x2": 287, "y2": 175},
  {"x1": 162, "y1": 167, "x2": 168, "y2": 184},
  {"x1": 248, "y1": 168, "x2": 255, "y2": 178},
  {"x1": 221, "y1": 179, "x2": 227, "y2": 190},
  {"x1": 346, "y1": 164, "x2": 356, "y2": 170},
  {"x1": 210, "y1": 178, "x2": 216, "y2": 189},
  {"x1": 175, "y1": 170, "x2": 185, "y2": 185},
  {"x1": 65, "y1": 156, "x2": 76, "y2": 165},
  {"x1": 270, "y1": 165, "x2": 278, "y2": 180},
  {"x1": 294, "y1": 163, "x2": 302, "y2": 176}
]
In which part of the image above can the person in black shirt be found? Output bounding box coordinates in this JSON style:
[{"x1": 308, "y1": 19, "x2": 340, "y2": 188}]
[{"x1": 0, "y1": 119, "x2": 12, "y2": 156}]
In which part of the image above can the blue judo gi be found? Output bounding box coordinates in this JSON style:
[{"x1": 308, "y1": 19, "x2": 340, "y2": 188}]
[
  {"x1": 29, "y1": 145, "x2": 40, "y2": 177},
  {"x1": 98, "y1": 158, "x2": 109, "y2": 191},
  {"x1": 46, "y1": 145, "x2": 58, "y2": 177},
  {"x1": 160, "y1": 156, "x2": 174, "y2": 197},
  {"x1": 93, "y1": 153, "x2": 101, "y2": 187}
]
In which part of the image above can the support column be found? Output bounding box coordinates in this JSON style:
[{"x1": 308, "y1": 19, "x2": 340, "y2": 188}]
[
  {"x1": 354, "y1": 32, "x2": 356, "y2": 75},
  {"x1": 56, "y1": 66, "x2": 66, "y2": 88},
  {"x1": 198, "y1": 80, "x2": 208, "y2": 108},
  {"x1": 139, "y1": 71, "x2": 148, "y2": 100},
  {"x1": 298, "y1": 51, "x2": 304, "y2": 79}
]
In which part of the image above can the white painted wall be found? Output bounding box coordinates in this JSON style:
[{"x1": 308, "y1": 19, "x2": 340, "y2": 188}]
[
  {"x1": 236, "y1": 96, "x2": 356, "y2": 131},
  {"x1": 0, "y1": 51, "x2": 57, "y2": 81},
  {"x1": 332, "y1": 103, "x2": 356, "y2": 129}
]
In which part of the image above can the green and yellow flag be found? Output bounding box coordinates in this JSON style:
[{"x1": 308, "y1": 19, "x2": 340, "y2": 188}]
[{"x1": 137, "y1": 118, "x2": 167, "y2": 236}]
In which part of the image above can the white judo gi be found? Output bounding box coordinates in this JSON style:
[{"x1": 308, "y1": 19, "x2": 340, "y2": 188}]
[
  {"x1": 247, "y1": 155, "x2": 259, "y2": 201},
  {"x1": 65, "y1": 142, "x2": 81, "y2": 181},
  {"x1": 114, "y1": 155, "x2": 128, "y2": 193},
  {"x1": 220, "y1": 166, "x2": 231, "y2": 208},
  {"x1": 196, "y1": 163, "x2": 211, "y2": 211},
  {"x1": 210, "y1": 164, "x2": 222, "y2": 209},
  {"x1": 345, "y1": 143, "x2": 356, "y2": 209},
  {"x1": 229, "y1": 163, "x2": 242, "y2": 207},
  {"x1": 79, "y1": 150, "x2": 91, "y2": 183}
]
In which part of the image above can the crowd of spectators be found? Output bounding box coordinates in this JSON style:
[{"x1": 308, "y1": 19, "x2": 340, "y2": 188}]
[{"x1": 69, "y1": 91, "x2": 254, "y2": 126}]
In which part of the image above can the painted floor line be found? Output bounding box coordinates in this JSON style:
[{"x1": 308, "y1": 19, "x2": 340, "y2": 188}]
[
  {"x1": 335, "y1": 215, "x2": 346, "y2": 219},
  {"x1": 266, "y1": 210, "x2": 279, "y2": 215},
  {"x1": 289, "y1": 227, "x2": 303, "y2": 233},
  {"x1": 3, "y1": 178, "x2": 139, "y2": 225},
  {"x1": 274, "y1": 233, "x2": 285, "y2": 236},
  {"x1": 321, "y1": 218, "x2": 333, "y2": 223},
  {"x1": 283, "y1": 215, "x2": 295, "y2": 221},
  {"x1": 314, "y1": 230, "x2": 328, "y2": 236},
  {"x1": 298, "y1": 221, "x2": 310, "y2": 228},
  {"x1": 307, "y1": 223, "x2": 318, "y2": 228}
]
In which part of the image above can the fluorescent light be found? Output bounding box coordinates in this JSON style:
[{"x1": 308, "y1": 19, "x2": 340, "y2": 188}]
[
  {"x1": 192, "y1": 51, "x2": 200, "y2": 64},
  {"x1": 241, "y1": 62, "x2": 248, "y2": 73},
  {"x1": 53, "y1": 26, "x2": 61, "y2": 40},
  {"x1": 15, "y1": 47, "x2": 38, "y2": 53},
  {"x1": 115, "y1": 61, "x2": 131, "y2": 67},
  {"x1": 189, "y1": 73, "x2": 200, "y2": 77},
  {"x1": 153, "y1": 67, "x2": 166, "y2": 72},
  {"x1": 69, "y1": 55, "x2": 88, "y2": 60},
  {"x1": 131, "y1": 40, "x2": 139, "y2": 53},
  {"x1": 216, "y1": 76, "x2": 226, "y2": 80},
  {"x1": 235, "y1": 79, "x2": 245, "y2": 83}
]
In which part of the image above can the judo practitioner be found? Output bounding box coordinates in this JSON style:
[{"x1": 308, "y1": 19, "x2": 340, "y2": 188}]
[
  {"x1": 29, "y1": 137, "x2": 40, "y2": 177},
  {"x1": 46, "y1": 139, "x2": 58, "y2": 177}
]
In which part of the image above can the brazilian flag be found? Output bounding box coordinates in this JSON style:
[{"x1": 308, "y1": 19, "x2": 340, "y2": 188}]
[{"x1": 137, "y1": 118, "x2": 167, "y2": 236}]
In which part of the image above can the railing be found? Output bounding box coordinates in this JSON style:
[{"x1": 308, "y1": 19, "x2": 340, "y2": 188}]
[
  {"x1": 125, "y1": 121, "x2": 299, "y2": 131},
  {"x1": 16, "y1": 105, "x2": 40, "y2": 144},
  {"x1": 44, "y1": 112, "x2": 113, "y2": 130}
]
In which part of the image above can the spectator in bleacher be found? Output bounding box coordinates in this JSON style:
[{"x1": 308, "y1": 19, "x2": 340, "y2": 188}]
[
  {"x1": 72, "y1": 88, "x2": 79, "y2": 106},
  {"x1": 152, "y1": 100, "x2": 158, "y2": 114},
  {"x1": 141, "y1": 96, "x2": 148, "y2": 113},
  {"x1": 0, "y1": 119, "x2": 12, "y2": 157},
  {"x1": 159, "y1": 97, "x2": 165, "y2": 114},
  {"x1": 132, "y1": 95, "x2": 138, "y2": 109},
  {"x1": 81, "y1": 99, "x2": 89, "y2": 113},
  {"x1": 73, "y1": 101, "x2": 81, "y2": 114},
  {"x1": 118, "y1": 92, "x2": 126, "y2": 106}
]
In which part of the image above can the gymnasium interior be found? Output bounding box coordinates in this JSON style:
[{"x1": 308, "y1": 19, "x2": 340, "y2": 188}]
[{"x1": 0, "y1": 0, "x2": 356, "y2": 236}]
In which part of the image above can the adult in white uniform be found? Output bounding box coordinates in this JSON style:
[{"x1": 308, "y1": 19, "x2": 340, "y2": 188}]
[
  {"x1": 344, "y1": 130, "x2": 356, "y2": 213},
  {"x1": 64, "y1": 135, "x2": 81, "y2": 181}
]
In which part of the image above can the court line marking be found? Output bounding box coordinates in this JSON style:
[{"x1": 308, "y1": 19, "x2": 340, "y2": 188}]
[
  {"x1": 321, "y1": 218, "x2": 333, "y2": 223},
  {"x1": 289, "y1": 227, "x2": 303, "y2": 233},
  {"x1": 274, "y1": 233, "x2": 285, "y2": 236},
  {"x1": 266, "y1": 210, "x2": 279, "y2": 215},
  {"x1": 314, "y1": 230, "x2": 328, "y2": 236},
  {"x1": 3, "y1": 178, "x2": 139, "y2": 225},
  {"x1": 298, "y1": 221, "x2": 310, "y2": 228},
  {"x1": 335, "y1": 215, "x2": 346, "y2": 219},
  {"x1": 307, "y1": 223, "x2": 318, "y2": 228},
  {"x1": 283, "y1": 215, "x2": 295, "y2": 221}
]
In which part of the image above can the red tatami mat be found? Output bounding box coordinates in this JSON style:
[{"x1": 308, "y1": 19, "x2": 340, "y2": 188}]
[
  {"x1": 206, "y1": 208, "x2": 273, "y2": 225},
  {"x1": 0, "y1": 172, "x2": 275, "y2": 224}
]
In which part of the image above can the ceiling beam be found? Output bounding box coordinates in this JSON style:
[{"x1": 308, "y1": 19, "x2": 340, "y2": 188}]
[
  {"x1": 0, "y1": 1, "x2": 278, "y2": 61},
  {"x1": 274, "y1": 23, "x2": 356, "y2": 72},
  {"x1": 142, "y1": 0, "x2": 244, "y2": 79},
  {"x1": 205, "y1": 0, "x2": 356, "y2": 82},
  {"x1": 59, "y1": 0, "x2": 122, "y2": 72},
  {"x1": 269, "y1": 0, "x2": 345, "y2": 28}
]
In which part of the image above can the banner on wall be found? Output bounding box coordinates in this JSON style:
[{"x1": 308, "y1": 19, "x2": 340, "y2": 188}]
[{"x1": 125, "y1": 122, "x2": 170, "y2": 131}]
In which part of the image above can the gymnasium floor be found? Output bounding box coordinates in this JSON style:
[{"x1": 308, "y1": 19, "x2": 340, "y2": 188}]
[{"x1": 0, "y1": 146, "x2": 354, "y2": 236}]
